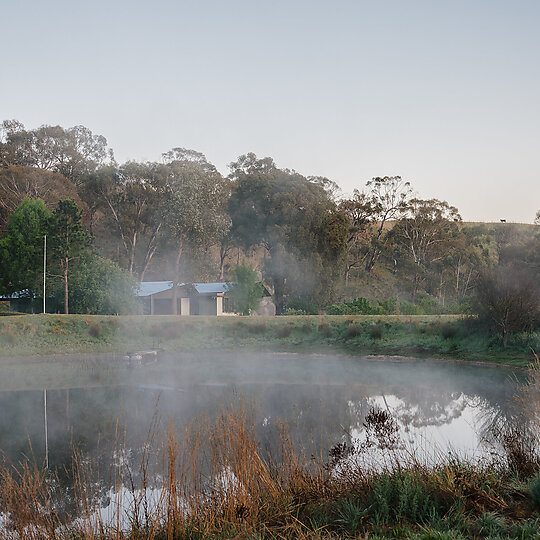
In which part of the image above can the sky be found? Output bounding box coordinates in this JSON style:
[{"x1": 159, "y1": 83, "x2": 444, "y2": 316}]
[{"x1": 2, "y1": 0, "x2": 539, "y2": 223}]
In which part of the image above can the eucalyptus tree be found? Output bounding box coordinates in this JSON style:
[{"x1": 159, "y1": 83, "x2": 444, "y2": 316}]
[
  {"x1": 100, "y1": 161, "x2": 167, "y2": 279},
  {"x1": 160, "y1": 149, "x2": 230, "y2": 311},
  {"x1": 0, "y1": 165, "x2": 81, "y2": 231},
  {"x1": 339, "y1": 190, "x2": 375, "y2": 285},
  {"x1": 391, "y1": 198, "x2": 462, "y2": 299},
  {"x1": 362, "y1": 176, "x2": 412, "y2": 272},
  {"x1": 0, "y1": 120, "x2": 114, "y2": 186},
  {"x1": 228, "y1": 154, "x2": 348, "y2": 313}
]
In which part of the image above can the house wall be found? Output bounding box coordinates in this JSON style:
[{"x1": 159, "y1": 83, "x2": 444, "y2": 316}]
[
  {"x1": 140, "y1": 289, "x2": 231, "y2": 316},
  {"x1": 198, "y1": 296, "x2": 218, "y2": 316}
]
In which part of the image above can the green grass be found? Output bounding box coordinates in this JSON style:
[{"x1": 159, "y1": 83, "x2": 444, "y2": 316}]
[{"x1": 0, "y1": 313, "x2": 537, "y2": 367}]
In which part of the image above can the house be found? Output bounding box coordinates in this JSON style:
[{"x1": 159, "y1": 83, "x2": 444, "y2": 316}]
[
  {"x1": 0, "y1": 290, "x2": 41, "y2": 314},
  {"x1": 137, "y1": 281, "x2": 274, "y2": 316}
]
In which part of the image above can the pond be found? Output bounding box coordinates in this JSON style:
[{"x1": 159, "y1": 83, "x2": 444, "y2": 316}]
[{"x1": 0, "y1": 351, "x2": 527, "y2": 472}]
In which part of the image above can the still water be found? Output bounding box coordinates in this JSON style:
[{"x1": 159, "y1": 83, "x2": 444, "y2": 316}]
[{"x1": 0, "y1": 351, "x2": 527, "y2": 471}]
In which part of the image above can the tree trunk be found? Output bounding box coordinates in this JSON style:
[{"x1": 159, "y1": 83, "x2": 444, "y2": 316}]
[
  {"x1": 219, "y1": 244, "x2": 229, "y2": 280},
  {"x1": 172, "y1": 239, "x2": 184, "y2": 315},
  {"x1": 128, "y1": 231, "x2": 137, "y2": 276}
]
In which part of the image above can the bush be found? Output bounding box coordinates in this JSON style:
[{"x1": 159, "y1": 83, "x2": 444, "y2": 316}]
[
  {"x1": 249, "y1": 322, "x2": 267, "y2": 334},
  {"x1": 400, "y1": 301, "x2": 422, "y2": 315},
  {"x1": 440, "y1": 323, "x2": 458, "y2": 340},
  {"x1": 415, "y1": 292, "x2": 443, "y2": 315},
  {"x1": 345, "y1": 323, "x2": 360, "y2": 339},
  {"x1": 370, "y1": 324, "x2": 383, "y2": 339},
  {"x1": 65, "y1": 254, "x2": 140, "y2": 315},
  {"x1": 283, "y1": 308, "x2": 307, "y2": 316},
  {"x1": 318, "y1": 322, "x2": 332, "y2": 337},
  {"x1": 276, "y1": 325, "x2": 292, "y2": 338},
  {"x1": 283, "y1": 297, "x2": 320, "y2": 315},
  {"x1": 89, "y1": 321, "x2": 103, "y2": 338},
  {"x1": 228, "y1": 261, "x2": 264, "y2": 315},
  {"x1": 378, "y1": 297, "x2": 397, "y2": 315},
  {"x1": 1, "y1": 324, "x2": 16, "y2": 344},
  {"x1": 327, "y1": 297, "x2": 383, "y2": 315}
]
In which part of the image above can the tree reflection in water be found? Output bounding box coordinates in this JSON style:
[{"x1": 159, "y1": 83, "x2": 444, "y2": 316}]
[{"x1": 0, "y1": 352, "x2": 530, "y2": 523}]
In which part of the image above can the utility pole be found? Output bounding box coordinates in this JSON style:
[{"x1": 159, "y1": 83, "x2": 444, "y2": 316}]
[{"x1": 43, "y1": 235, "x2": 46, "y2": 314}]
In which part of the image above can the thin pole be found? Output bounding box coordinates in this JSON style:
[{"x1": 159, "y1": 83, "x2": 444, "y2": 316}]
[
  {"x1": 43, "y1": 235, "x2": 46, "y2": 314},
  {"x1": 44, "y1": 389, "x2": 49, "y2": 468}
]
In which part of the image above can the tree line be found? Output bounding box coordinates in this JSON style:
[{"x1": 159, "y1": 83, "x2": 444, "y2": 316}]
[{"x1": 0, "y1": 119, "x2": 539, "y2": 336}]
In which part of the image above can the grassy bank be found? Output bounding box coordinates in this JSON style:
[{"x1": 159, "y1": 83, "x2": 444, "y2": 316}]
[{"x1": 0, "y1": 314, "x2": 538, "y2": 366}]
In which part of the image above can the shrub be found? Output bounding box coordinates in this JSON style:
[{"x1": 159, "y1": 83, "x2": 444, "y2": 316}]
[
  {"x1": 440, "y1": 323, "x2": 458, "y2": 340},
  {"x1": 378, "y1": 297, "x2": 397, "y2": 315},
  {"x1": 400, "y1": 301, "x2": 422, "y2": 315},
  {"x1": 66, "y1": 254, "x2": 140, "y2": 315},
  {"x1": 228, "y1": 261, "x2": 264, "y2": 315},
  {"x1": 107, "y1": 317, "x2": 120, "y2": 331},
  {"x1": 415, "y1": 292, "x2": 443, "y2": 315},
  {"x1": 1, "y1": 324, "x2": 16, "y2": 344},
  {"x1": 327, "y1": 297, "x2": 383, "y2": 315},
  {"x1": 299, "y1": 322, "x2": 312, "y2": 334},
  {"x1": 318, "y1": 322, "x2": 332, "y2": 337},
  {"x1": 276, "y1": 325, "x2": 292, "y2": 338},
  {"x1": 249, "y1": 322, "x2": 267, "y2": 334},
  {"x1": 345, "y1": 323, "x2": 360, "y2": 339},
  {"x1": 370, "y1": 324, "x2": 383, "y2": 339},
  {"x1": 89, "y1": 321, "x2": 103, "y2": 338},
  {"x1": 283, "y1": 308, "x2": 307, "y2": 315}
]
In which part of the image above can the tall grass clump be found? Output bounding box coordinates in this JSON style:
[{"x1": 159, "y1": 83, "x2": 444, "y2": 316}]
[
  {"x1": 317, "y1": 321, "x2": 332, "y2": 337},
  {"x1": 0, "y1": 323, "x2": 16, "y2": 345},
  {"x1": 370, "y1": 324, "x2": 383, "y2": 340},
  {"x1": 345, "y1": 322, "x2": 360, "y2": 340},
  {"x1": 89, "y1": 321, "x2": 103, "y2": 338},
  {"x1": 276, "y1": 324, "x2": 292, "y2": 338}
]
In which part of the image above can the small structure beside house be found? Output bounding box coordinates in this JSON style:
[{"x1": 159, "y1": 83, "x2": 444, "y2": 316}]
[{"x1": 138, "y1": 281, "x2": 273, "y2": 316}]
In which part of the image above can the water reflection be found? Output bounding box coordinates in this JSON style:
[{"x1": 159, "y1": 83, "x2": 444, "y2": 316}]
[{"x1": 0, "y1": 353, "x2": 527, "y2": 488}]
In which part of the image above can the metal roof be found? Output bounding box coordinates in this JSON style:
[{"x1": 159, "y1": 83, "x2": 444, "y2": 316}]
[
  {"x1": 138, "y1": 281, "x2": 263, "y2": 297},
  {"x1": 137, "y1": 281, "x2": 175, "y2": 297},
  {"x1": 0, "y1": 289, "x2": 37, "y2": 299},
  {"x1": 192, "y1": 282, "x2": 231, "y2": 295}
]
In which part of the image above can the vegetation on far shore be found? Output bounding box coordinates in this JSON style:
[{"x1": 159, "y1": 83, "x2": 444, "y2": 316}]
[{"x1": 0, "y1": 313, "x2": 537, "y2": 367}]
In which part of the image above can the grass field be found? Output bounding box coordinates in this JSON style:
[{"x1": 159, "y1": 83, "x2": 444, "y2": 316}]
[{"x1": 0, "y1": 314, "x2": 537, "y2": 367}]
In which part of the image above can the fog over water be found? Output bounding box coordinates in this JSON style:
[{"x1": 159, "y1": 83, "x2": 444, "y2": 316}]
[{"x1": 0, "y1": 352, "x2": 527, "y2": 472}]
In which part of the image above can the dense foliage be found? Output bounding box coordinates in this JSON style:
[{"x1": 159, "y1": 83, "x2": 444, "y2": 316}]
[
  {"x1": 1, "y1": 119, "x2": 539, "y2": 327},
  {"x1": 228, "y1": 261, "x2": 264, "y2": 315}
]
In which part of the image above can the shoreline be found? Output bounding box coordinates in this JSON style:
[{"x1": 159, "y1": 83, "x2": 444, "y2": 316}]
[{"x1": 0, "y1": 313, "x2": 536, "y2": 368}]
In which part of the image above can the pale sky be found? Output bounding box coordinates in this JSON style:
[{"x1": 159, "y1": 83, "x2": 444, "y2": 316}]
[{"x1": 2, "y1": 0, "x2": 539, "y2": 222}]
